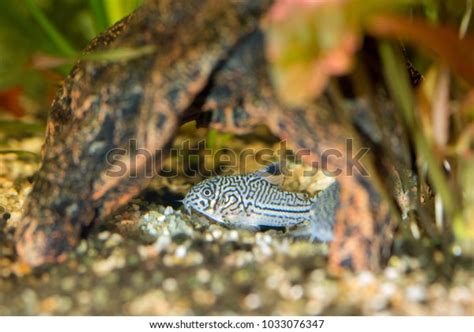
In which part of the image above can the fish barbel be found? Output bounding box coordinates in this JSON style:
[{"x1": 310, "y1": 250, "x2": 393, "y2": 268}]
[{"x1": 183, "y1": 163, "x2": 340, "y2": 241}]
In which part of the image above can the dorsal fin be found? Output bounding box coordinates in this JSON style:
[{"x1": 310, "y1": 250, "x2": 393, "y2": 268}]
[{"x1": 253, "y1": 162, "x2": 284, "y2": 186}]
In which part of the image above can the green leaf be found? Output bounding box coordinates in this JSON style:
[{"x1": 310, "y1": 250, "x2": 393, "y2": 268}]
[
  {"x1": 88, "y1": 0, "x2": 109, "y2": 34},
  {"x1": 24, "y1": 0, "x2": 77, "y2": 56},
  {"x1": 379, "y1": 41, "x2": 456, "y2": 215}
]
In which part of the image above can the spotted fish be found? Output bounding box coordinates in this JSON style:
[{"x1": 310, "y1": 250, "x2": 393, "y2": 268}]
[{"x1": 183, "y1": 164, "x2": 340, "y2": 241}]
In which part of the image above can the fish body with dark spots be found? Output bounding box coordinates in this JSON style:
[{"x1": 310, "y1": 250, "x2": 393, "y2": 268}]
[{"x1": 183, "y1": 164, "x2": 340, "y2": 241}]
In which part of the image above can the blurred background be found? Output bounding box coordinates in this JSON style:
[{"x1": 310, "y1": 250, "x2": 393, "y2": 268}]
[
  {"x1": 0, "y1": 0, "x2": 473, "y2": 315},
  {"x1": 0, "y1": 0, "x2": 142, "y2": 122}
]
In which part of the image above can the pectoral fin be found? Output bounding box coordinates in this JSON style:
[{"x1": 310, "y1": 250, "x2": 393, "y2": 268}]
[{"x1": 308, "y1": 181, "x2": 340, "y2": 241}]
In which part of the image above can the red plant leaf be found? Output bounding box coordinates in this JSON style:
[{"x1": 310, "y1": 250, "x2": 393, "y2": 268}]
[
  {"x1": 0, "y1": 86, "x2": 26, "y2": 118},
  {"x1": 265, "y1": 0, "x2": 359, "y2": 106}
]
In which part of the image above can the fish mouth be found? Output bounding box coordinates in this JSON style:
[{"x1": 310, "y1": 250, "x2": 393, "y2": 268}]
[
  {"x1": 181, "y1": 198, "x2": 192, "y2": 215},
  {"x1": 183, "y1": 203, "x2": 191, "y2": 215}
]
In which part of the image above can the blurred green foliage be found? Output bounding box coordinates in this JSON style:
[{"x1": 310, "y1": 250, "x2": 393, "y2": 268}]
[{"x1": 0, "y1": 0, "x2": 143, "y2": 119}]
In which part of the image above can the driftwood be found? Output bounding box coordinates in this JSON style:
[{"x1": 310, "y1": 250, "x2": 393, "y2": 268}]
[{"x1": 16, "y1": 0, "x2": 413, "y2": 272}]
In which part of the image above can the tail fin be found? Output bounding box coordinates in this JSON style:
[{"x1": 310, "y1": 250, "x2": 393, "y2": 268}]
[{"x1": 308, "y1": 180, "x2": 340, "y2": 242}]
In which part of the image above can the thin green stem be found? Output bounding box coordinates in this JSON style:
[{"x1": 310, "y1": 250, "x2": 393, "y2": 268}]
[
  {"x1": 460, "y1": 0, "x2": 473, "y2": 38},
  {"x1": 79, "y1": 45, "x2": 156, "y2": 62},
  {"x1": 24, "y1": 0, "x2": 76, "y2": 56},
  {"x1": 103, "y1": 0, "x2": 125, "y2": 25},
  {"x1": 88, "y1": 0, "x2": 109, "y2": 33},
  {"x1": 378, "y1": 41, "x2": 455, "y2": 215}
]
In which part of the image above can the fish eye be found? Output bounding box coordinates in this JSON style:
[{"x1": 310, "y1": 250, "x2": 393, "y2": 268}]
[{"x1": 202, "y1": 188, "x2": 213, "y2": 197}]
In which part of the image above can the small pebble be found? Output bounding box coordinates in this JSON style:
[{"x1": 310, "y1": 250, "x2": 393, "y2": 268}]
[
  {"x1": 357, "y1": 271, "x2": 375, "y2": 286},
  {"x1": 289, "y1": 285, "x2": 304, "y2": 300},
  {"x1": 406, "y1": 284, "x2": 427, "y2": 302},
  {"x1": 162, "y1": 278, "x2": 178, "y2": 292},
  {"x1": 164, "y1": 206, "x2": 173, "y2": 215},
  {"x1": 244, "y1": 293, "x2": 262, "y2": 310},
  {"x1": 175, "y1": 245, "x2": 187, "y2": 259},
  {"x1": 197, "y1": 269, "x2": 211, "y2": 284}
]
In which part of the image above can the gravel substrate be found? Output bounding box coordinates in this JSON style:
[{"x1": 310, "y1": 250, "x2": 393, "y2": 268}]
[{"x1": 0, "y1": 133, "x2": 472, "y2": 315}]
